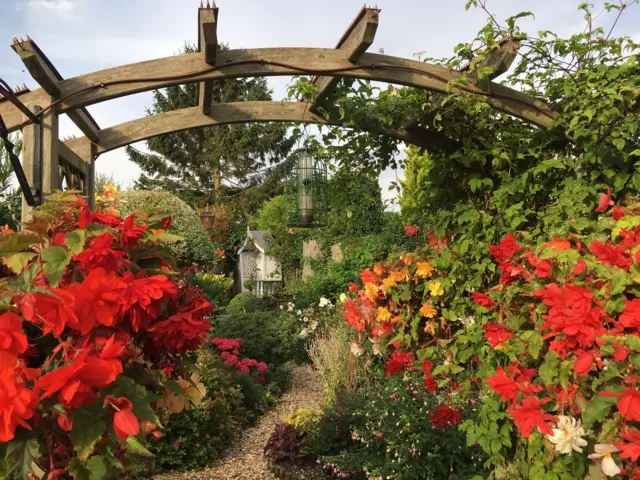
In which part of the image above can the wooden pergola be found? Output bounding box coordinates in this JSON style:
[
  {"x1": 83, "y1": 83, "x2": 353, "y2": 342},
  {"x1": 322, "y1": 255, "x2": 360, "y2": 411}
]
[{"x1": 0, "y1": 3, "x2": 557, "y2": 222}]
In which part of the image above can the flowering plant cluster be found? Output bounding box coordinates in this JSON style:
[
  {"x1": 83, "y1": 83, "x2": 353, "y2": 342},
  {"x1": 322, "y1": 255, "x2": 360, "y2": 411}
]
[
  {"x1": 282, "y1": 297, "x2": 335, "y2": 341},
  {"x1": 0, "y1": 190, "x2": 212, "y2": 479},
  {"x1": 211, "y1": 337, "x2": 268, "y2": 377}
]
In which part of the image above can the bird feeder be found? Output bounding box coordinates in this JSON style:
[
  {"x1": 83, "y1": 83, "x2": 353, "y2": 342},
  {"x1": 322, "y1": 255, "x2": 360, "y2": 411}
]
[
  {"x1": 285, "y1": 149, "x2": 327, "y2": 228},
  {"x1": 199, "y1": 211, "x2": 215, "y2": 229}
]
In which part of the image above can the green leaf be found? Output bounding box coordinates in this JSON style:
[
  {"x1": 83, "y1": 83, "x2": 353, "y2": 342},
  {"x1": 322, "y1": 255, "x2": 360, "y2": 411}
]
[
  {"x1": 582, "y1": 392, "x2": 619, "y2": 428},
  {"x1": 614, "y1": 216, "x2": 640, "y2": 237},
  {"x1": 66, "y1": 229, "x2": 87, "y2": 255},
  {"x1": 68, "y1": 459, "x2": 90, "y2": 480},
  {"x1": 125, "y1": 436, "x2": 154, "y2": 457},
  {"x1": 6, "y1": 438, "x2": 45, "y2": 480},
  {"x1": 613, "y1": 138, "x2": 626, "y2": 150},
  {"x1": 86, "y1": 455, "x2": 109, "y2": 480},
  {"x1": 71, "y1": 402, "x2": 107, "y2": 461},
  {"x1": 41, "y1": 246, "x2": 71, "y2": 287},
  {"x1": 538, "y1": 351, "x2": 558, "y2": 386},
  {"x1": 2, "y1": 253, "x2": 36, "y2": 274},
  {"x1": 529, "y1": 332, "x2": 543, "y2": 360},
  {"x1": 0, "y1": 234, "x2": 38, "y2": 255},
  {"x1": 110, "y1": 376, "x2": 160, "y2": 425}
]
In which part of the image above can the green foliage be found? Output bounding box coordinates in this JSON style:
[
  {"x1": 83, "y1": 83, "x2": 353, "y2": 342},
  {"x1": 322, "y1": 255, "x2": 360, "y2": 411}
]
[
  {"x1": 284, "y1": 409, "x2": 322, "y2": 437},
  {"x1": 322, "y1": 373, "x2": 486, "y2": 480},
  {"x1": 117, "y1": 190, "x2": 217, "y2": 268},
  {"x1": 0, "y1": 133, "x2": 22, "y2": 230},
  {"x1": 186, "y1": 273, "x2": 232, "y2": 306},
  {"x1": 225, "y1": 292, "x2": 262, "y2": 314},
  {"x1": 213, "y1": 311, "x2": 305, "y2": 367}
]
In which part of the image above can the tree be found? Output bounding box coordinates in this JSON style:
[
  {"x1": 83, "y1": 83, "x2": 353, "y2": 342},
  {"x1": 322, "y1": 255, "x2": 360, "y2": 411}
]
[
  {"x1": 398, "y1": 145, "x2": 431, "y2": 223},
  {"x1": 0, "y1": 134, "x2": 22, "y2": 230},
  {"x1": 126, "y1": 43, "x2": 294, "y2": 208}
]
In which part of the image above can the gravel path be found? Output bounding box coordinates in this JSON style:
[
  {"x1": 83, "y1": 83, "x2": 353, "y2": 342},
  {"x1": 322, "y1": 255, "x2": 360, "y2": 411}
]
[{"x1": 154, "y1": 364, "x2": 323, "y2": 480}]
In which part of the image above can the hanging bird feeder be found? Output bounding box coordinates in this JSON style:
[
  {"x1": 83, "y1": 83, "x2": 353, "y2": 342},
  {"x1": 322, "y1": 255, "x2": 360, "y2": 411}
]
[{"x1": 285, "y1": 149, "x2": 328, "y2": 228}]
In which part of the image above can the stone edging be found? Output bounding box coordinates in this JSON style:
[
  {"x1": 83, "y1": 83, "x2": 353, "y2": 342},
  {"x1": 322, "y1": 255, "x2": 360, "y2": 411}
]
[{"x1": 266, "y1": 458, "x2": 309, "y2": 480}]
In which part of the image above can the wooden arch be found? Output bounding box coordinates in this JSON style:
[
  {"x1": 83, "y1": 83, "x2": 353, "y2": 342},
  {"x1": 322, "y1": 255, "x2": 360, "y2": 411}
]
[{"x1": 0, "y1": 3, "x2": 557, "y2": 221}]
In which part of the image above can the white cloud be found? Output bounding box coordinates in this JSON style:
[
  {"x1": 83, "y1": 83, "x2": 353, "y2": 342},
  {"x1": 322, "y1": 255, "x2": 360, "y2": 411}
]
[{"x1": 27, "y1": 0, "x2": 79, "y2": 17}]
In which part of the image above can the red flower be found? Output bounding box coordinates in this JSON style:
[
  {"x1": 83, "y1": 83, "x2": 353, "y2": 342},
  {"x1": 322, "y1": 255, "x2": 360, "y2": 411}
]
[
  {"x1": 482, "y1": 323, "x2": 513, "y2": 348},
  {"x1": 111, "y1": 397, "x2": 140, "y2": 441},
  {"x1": 148, "y1": 297, "x2": 213, "y2": 353},
  {"x1": 543, "y1": 238, "x2": 572, "y2": 252},
  {"x1": 160, "y1": 216, "x2": 172, "y2": 229},
  {"x1": 612, "y1": 206, "x2": 626, "y2": 220},
  {"x1": 404, "y1": 225, "x2": 418, "y2": 237},
  {"x1": 614, "y1": 344, "x2": 629, "y2": 362},
  {"x1": 0, "y1": 313, "x2": 27, "y2": 371},
  {"x1": 57, "y1": 411, "x2": 73, "y2": 431},
  {"x1": 600, "y1": 387, "x2": 640, "y2": 421},
  {"x1": 344, "y1": 300, "x2": 366, "y2": 332},
  {"x1": 67, "y1": 268, "x2": 126, "y2": 334},
  {"x1": 384, "y1": 351, "x2": 414, "y2": 376},
  {"x1": 620, "y1": 298, "x2": 640, "y2": 330},
  {"x1": 122, "y1": 272, "x2": 177, "y2": 332},
  {"x1": 573, "y1": 260, "x2": 587, "y2": 276},
  {"x1": 37, "y1": 351, "x2": 122, "y2": 408},
  {"x1": 535, "y1": 260, "x2": 552, "y2": 278},
  {"x1": 74, "y1": 232, "x2": 127, "y2": 273},
  {"x1": 589, "y1": 240, "x2": 632, "y2": 271},
  {"x1": 595, "y1": 188, "x2": 613, "y2": 213},
  {"x1": 430, "y1": 405, "x2": 462, "y2": 429},
  {"x1": 91, "y1": 212, "x2": 123, "y2": 227},
  {"x1": 507, "y1": 396, "x2": 555, "y2": 438},
  {"x1": 0, "y1": 371, "x2": 38, "y2": 442},
  {"x1": 22, "y1": 289, "x2": 78, "y2": 336},
  {"x1": 486, "y1": 366, "x2": 518, "y2": 403},
  {"x1": 360, "y1": 268, "x2": 377, "y2": 284},
  {"x1": 489, "y1": 234, "x2": 520, "y2": 263},
  {"x1": 422, "y1": 360, "x2": 437, "y2": 393},
  {"x1": 471, "y1": 292, "x2": 495, "y2": 309},
  {"x1": 573, "y1": 352, "x2": 594, "y2": 377},
  {"x1": 615, "y1": 428, "x2": 640, "y2": 462},
  {"x1": 216, "y1": 249, "x2": 226, "y2": 258},
  {"x1": 119, "y1": 214, "x2": 147, "y2": 248}
]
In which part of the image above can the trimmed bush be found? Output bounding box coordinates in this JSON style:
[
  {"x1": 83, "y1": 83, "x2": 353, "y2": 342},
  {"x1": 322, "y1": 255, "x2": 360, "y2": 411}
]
[
  {"x1": 117, "y1": 190, "x2": 217, "y2": 267},
  {"x1": 226, "y1": 292, "x2": 262, "y2": 314}
]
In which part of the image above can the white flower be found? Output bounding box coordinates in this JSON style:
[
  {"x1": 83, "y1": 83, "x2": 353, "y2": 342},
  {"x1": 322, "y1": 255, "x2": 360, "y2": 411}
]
[
  {"x1": 302, "y1": 316, "x2": 309, "y2": 323},
  {"x1": 588, "y1": 444, "x2": 621, "y2": 477},
  {"x1": 368, "y1": 337, "x2": 382, "y2": 356},
  {"x1": 280, "y1": 305, "x2": 284, "y2": 310},
  {"x1": 296, "y1": 310, "x2": 302, "y2": 316},
  {"x1": 287, "y1": 302, "x2": 294, "y2": 313},
  {"x1": 547, "y1": 416, "x2": 588, "y2": 454},
  {"x1": 299, "y1": 328, "x2": 309, "y2": 338},
  {"x1": 457, "y1": 315, "x2": 475, "y2": 327},
  {"x1": 350, "y1": 342, "x2": 363, "y2": 357},
  {"x1": 310, "y1": 320, "x2": 318, "y2": 330},
  {"x1": 318, "y1": 297, "x2": 332, "y2": 308}
]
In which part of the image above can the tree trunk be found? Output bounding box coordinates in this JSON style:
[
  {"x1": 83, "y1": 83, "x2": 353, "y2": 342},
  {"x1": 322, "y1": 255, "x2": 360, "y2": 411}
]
[{"x1": 213, "y1": 155, "x2": 221, "y2": 203}]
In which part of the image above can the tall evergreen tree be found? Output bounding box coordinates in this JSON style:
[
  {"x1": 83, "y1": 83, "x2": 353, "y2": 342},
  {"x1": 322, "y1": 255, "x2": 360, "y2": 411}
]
[{"x1": 126, "y1": 43, "x2": 294, "y2": 207}]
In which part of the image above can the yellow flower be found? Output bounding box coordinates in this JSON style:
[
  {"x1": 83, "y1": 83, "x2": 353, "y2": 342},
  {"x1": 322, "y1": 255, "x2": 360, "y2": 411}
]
[
  {"x1": 428, "y1": 281, "x2": 444, "y2": 297},
  {"x1": 420, "y1": 302, "x2": 437, "y2": 318},
  {"x1": 377, "y1": 307, "x2": 392, "y2": 322},
  {"x1": 103, "y1": 182, "x2": 117, "y2": 198},
  {"x1": 390, "y1": 269, "x2": 409, "y2": 283},
  {"x1": 364, "y1": 282, "x2": 379, "y2": 302},
  {"x1": 415, "y1": 262, "x2": 433, "y2": 279},
  {"x1": 381, "y1": 276, "x2": 397, "y2": 293}
]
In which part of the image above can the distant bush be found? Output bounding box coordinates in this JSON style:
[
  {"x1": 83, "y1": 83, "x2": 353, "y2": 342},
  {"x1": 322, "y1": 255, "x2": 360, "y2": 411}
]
[
  {"x1": 186, "y1": 272, "x2": 232, "y2": 306},
  {"x1": 225, "y1": 292, "x2": 262, "y2": 314},
  {"x1": 117, "y1": 190, "x2": 217, "y2": 267}
]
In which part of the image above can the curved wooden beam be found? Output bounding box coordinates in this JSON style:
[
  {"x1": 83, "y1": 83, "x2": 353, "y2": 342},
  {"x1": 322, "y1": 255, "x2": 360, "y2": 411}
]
[
  {"x1": 64, "y1": 101, "x2": 460, "y2": 158},
  {"x1": 1, "y1": 48, "x2": 557, "y2": 133}
]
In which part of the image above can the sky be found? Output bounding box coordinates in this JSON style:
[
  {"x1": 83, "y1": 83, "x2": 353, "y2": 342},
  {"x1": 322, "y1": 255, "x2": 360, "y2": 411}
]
[{"x1": 1, "y1": 0, "x2": 640, "y2": 207}]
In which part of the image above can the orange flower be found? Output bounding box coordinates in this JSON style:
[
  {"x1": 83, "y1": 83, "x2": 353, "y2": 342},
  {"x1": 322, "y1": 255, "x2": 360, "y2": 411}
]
[
  {"x1": 390, "y1": 269, "x2": 409, "y2": 283},
  {"x1": 364, "y1": 283, "x2": 379, "y2": 303},
  {"x1": 415, "y1": 262, "x2": 433, "y2": 279},
  {"x1": 402, "y1": 254, "x2": 415, "y2": 266},
  {"x1": 381, "y1": 277, "x2": 397, "y2": 293},
  {"x1": 420, "y1": 302, "x2": 437, "y2": 318},
  {"x1": 373, "y1": 263, "x2": 385, "y2": 276},
  {"x1": 424, "y1": 320, "x2": 437, "y2": 335}
]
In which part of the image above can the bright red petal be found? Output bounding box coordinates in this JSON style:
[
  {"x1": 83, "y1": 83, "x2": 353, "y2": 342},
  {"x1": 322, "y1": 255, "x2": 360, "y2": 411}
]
[{"x1": 114, "y1": 409, "x2": 139, "y2": 441}]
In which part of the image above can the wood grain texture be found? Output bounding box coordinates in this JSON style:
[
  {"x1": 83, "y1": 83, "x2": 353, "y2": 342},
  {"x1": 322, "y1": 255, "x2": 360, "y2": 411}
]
[
  {"x1": 312, "y1": 8, "x2": 379, "y2": 108},
  {"x1": 0, "y1": 48, "x2": 557, "y2": 132},
  {"x1": 64, "y1": 101, "x2": 459, "y2": 156},
  {"x1": 40, "y1": 102, "x2": 59, "y2": 197},
  {"x1": 20, "y1": 124, "x2": 35, "y2": 223},
  {"x1": 198, "y1": 6, "x2": 218, "y2": 114},
  {"x1": 11, "y1": 39, "x2": 101, "y2": 142}
]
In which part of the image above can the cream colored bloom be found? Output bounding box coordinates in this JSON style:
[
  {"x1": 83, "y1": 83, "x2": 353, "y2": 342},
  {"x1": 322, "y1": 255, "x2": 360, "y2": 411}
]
[
  {"x1": 547, "y1": 416, "x2": 588, "y2": 454},
  {"x1": 588, "y1": 444, "x2": 621, "y2": 477},
  {"x1": 349, "y1": 342, "x2": 363, "y2": 357}
]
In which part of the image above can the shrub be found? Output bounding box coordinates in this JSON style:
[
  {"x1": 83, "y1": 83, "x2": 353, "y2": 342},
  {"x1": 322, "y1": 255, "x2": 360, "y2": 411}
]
[
  {"x1": 226, "y1": 292, "x2": 262, "y2": 314},
  {"x1": 0, "y1": 191, "x2": 211, "y2": 479},
  {"x1": 213, "y1": 311, "x2": 305, "y2": 368},
  {"x1": 322, "y1": 372, "x2": 486, "y2": 480},
  {"x1": 284, "y1": 409, "x2": 322, "y2": 437},
  {"x1": 117, "y1": 190, "x2": 217, "y2": 268},
  {"x1": 186, "y1": 272, "x2": 232, "y2": 306},
  {"x1": 264, "y1": 423, "x2": 300, "y2": 463}
]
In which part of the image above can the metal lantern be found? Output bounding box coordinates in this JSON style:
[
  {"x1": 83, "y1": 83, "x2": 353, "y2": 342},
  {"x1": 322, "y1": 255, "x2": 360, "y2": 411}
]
[
  {"x1": 285, "y1": 149, "x2": 327, "y2": 228},
  {"x1": 199, "y1": 211, "x2": 214, "y2": 229}
]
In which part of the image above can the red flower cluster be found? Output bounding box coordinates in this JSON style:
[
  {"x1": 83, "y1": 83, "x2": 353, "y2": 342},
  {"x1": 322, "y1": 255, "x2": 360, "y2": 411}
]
[
  {"x1": 0, "y1": 195, "x2": 214, "y2": 477},
  {"x1": 384, "y1": 351, "x2": 414, "y2": 376},
  {"x1": 212, "y1": 337, "x2": 268, "y2": 375},
  {"x1": 430, "y1": 405, "x2": 462, "y2": 429}
]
